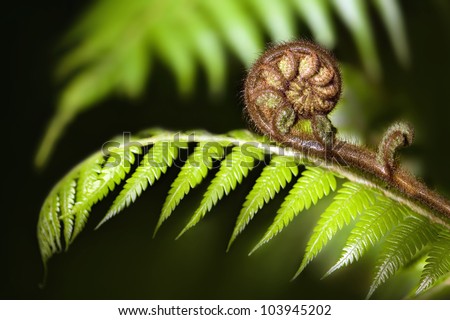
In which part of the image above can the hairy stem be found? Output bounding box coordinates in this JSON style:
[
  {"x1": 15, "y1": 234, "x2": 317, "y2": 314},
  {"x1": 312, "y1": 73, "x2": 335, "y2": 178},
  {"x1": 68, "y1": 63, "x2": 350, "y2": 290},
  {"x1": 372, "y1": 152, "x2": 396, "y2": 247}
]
[
  {"x1": 241, "y1": 40, "x2": 449, "y2": 226},
  {"x1": 113, "y1": 131, "x2": 449, "y2": 230},
  {"x1": 56, "y1": 130, "x2": 448, "y2": 229},
  {"x1": 246, "y1": 103, "x2": 450, "y2": 219}
]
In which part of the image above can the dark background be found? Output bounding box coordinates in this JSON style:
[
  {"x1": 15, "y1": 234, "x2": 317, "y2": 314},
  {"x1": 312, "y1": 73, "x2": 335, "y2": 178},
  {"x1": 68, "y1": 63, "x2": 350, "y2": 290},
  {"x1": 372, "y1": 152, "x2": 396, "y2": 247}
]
[{"x1": 3, "y1": 0, "x2": 450, "y2": 299}]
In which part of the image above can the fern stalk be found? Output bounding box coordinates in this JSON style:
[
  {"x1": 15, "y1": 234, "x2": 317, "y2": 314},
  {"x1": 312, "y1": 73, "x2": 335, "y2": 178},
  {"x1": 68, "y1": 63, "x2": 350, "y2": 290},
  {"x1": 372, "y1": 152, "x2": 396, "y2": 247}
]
[{"x1": 37, "y1": 130, "x2": 450, "y2": 297}]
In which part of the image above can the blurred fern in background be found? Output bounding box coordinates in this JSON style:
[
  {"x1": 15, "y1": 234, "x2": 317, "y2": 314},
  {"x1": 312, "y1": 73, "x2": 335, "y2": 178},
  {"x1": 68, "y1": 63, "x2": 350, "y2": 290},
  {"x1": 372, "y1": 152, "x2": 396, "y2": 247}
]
[{"x1": 35, "y1": 0, "x2": 408, "y2": 168}]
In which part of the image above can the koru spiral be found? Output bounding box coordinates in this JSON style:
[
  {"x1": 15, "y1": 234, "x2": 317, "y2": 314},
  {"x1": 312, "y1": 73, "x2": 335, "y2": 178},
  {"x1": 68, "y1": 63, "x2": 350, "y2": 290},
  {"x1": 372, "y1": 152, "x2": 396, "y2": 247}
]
[
  {"x1": 245, "y1": 40, "x2": 341, "y2": 146},
  {"x1": 243, "y1": 40, "x2": 450, "y2": 218}
]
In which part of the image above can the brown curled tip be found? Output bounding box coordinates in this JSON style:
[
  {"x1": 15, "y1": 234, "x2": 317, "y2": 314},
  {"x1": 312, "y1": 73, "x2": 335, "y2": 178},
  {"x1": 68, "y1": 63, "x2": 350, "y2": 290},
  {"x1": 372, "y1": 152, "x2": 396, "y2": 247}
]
[
  {"x1": 243, "y1": 41, "x2": 450, "y2": 220},
  {"x1": 245, "y1": 40, "x2": 341, "y2": 136},
  {"x1": 377, "y1": 122, "x2": 415, "y2": 176}
]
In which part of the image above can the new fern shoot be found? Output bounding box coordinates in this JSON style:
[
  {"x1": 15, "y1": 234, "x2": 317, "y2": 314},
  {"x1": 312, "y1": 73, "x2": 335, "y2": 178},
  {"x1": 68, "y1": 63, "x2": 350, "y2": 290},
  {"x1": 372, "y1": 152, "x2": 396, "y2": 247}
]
[{"x1": 37, "y1": 41, "x2": 450, "y2": 298}]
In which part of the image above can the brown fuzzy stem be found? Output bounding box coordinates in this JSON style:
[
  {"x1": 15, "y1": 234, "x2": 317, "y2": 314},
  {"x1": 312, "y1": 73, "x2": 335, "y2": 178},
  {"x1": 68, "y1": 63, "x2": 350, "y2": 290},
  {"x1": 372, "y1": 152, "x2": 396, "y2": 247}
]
[
  {"x1": 244, "y1": 40, "x2": 450, "y2": 220},
  {"x1": 246, "y1": 103, "x2": 450, "y2": 219}
]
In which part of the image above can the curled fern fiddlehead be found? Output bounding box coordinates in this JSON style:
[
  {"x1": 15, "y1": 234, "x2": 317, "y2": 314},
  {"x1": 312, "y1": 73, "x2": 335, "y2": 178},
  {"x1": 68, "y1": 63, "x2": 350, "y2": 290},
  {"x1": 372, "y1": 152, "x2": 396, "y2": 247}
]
[
  {"x1": 244, "y1": 40, "x2": 450, "y2": 220},
  {"x1": 377, "y1": 121, "x2": 414, "y2": 176},
  {"x1": 37, "y1": 40, "x2": 450, "y2": 298},
  {"x1": 245, "y1": 40, "x2": 340, "y2": 146}
]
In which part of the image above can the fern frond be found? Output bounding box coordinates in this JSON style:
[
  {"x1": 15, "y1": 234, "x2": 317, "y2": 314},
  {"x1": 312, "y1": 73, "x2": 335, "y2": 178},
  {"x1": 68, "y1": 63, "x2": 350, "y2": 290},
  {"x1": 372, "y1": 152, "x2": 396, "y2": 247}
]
[
  {"x1": 330, "y1": 0, "x2": 380, "y2": 78},
  {"x1": 372, "y1": 0, "x2": 409, "y2": 65},
  {"x1": 153, "y1": 24, "x2": 195, "y2": 95},
  {"x1": 324, "y1": 196, "x2": 407, "y2": 277},
  {"x1": 37, "y1": 190, "x2": 61, "y2": 264},
  {"x1": 38, "y1": 153, "x2": 102, "y2": 263},
  {"x1": 292, "y1": 0, "x2": 335, "y2": 48},
  {"x1": 183, "y1": 10, "x2": 226, "y2": 93},
  {"x1": 295, "y1": 182, "x2": 377, "y2": 278},
  {"x1": 62, "y1": 153, "x2": 104, "y2": 245},
  {"x1": 368, "y1": 215, "x2": 438, "y2": 298},
  {"x1": 227, "y1": 155, "x2": 300, "y2": 250},
  {"x1": 58, "y1": 176, "x2": 77, "y2": 248},
  {"x1": 75, "y1": 153, "x2": 104, "y2": 205},
  {"x1": 201, "y1": 0, "x2": 262, "y2": 67},
  {"x1": 35, "y1": 0, "x2": 411, "y2": 168},
  {"x1": 178, "y1": 145, "x2": 263, "y2": 238},
  {"x1": 98, "y1": 142, "x2": 179, "y2": 227},
  {"x1": 72, "y1": 145, "x2": 142, "y2": 240},
  {"x1": 247, "y1": 0, "x2": 296, "y2": 42},
  {"x1": 416, "y1": 229, "x2": 450, "y2": 295},
  {"x1": 37, "y1": 130, "x2": 450, "y2": 297},
  {"x1": 154, "y1": 142, "x2": 224, "y2": 235},
  {"x1": 251, "y1": 167, "x2": 337, "y2": 254}
]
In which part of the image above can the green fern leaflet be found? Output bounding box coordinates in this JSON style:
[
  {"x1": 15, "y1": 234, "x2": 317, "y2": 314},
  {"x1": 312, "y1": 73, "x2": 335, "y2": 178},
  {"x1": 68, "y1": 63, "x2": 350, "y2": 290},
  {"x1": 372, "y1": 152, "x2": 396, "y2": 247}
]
[
  {"x1": 37, "y1": 130, "x2": 450, "y2": 298},
  {"x1": 251, "y1": 167, "x2": 337, "y2": 254},
  {"x1": 178, "y1": 145, "x2": 263, "y2": 239},
  {"x1": 227, "y1": 155, "x2": 300, "y2": 250},
  {"x1": 295, "y1": 182, "x2": 378, "y2": 277}
]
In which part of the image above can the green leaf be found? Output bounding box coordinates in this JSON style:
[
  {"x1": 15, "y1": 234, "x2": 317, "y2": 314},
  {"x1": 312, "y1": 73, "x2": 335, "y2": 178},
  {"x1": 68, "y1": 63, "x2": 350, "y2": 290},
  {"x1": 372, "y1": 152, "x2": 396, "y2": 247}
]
[
  {"x1": 58, "y1": 175, "x2": 77, "y2": 248},
  {"x1": 324, "y1": 196, "x2": 407, "y2": 277},
  {"x1": 119, "y1": 41, "x2": 151, "y2": 97},
  {"x1": 330, "y1": 0, "x2": 380, "y2": 79},
  {"x1": 37, "y1": 129, "x2": 450, "y2": 298},
  {"x1": 153, "y1": 23, "x2": 195, "y2": 95},
  {"x1": 227, "y1": 155, "x2": 299, "y2": 250},
  {"x1": 75, "y1": 154, "x2": 104, "y2": 203},
  {"x1": 228, "y1": 129, "x2": 264, "y2": 141},
  {"x1": 98, "y1": 142, "x2": 178, "y2": 228},
  {"x1": 184, "y1": 10, "x2": 226, "y2": 93},
  {"x1": 57, "y1": 0, "x2": 145, "y2": 75},
  {"x1": 295, "y1": 182, "x2": 377, "y2": 277},
  {"x1": 368, "y1": 215, "x2": 437, "y2": 298},
  {"x1": 69, "y1": 153, "x2": 104, "y2": 243},
  {"x1": 71, "y1": 145, "x2": 141, "y2": 241},
  {"x1": 178, "y1": 146, "x2": 263, "y2": 238},
  {"x1": 372, "y1": 0, "x2": 409, "y2": 66},
  {"x1": 35, "y1": 0, "x2": 411, "y2": 168},
  {"x1": 416, "y1": 230, "x2": 450, "y2": 295},
  {"x1": 251, "y1": 167, "x2": 336, "y2": 254},
  {"x1": 37, "y1": 190, "x2": 61, "y2": 266},
  {"x1": 201, "y1": 0, "x2": 263, "y2": 66},
  {"x1": 154, "y1": 142, "x2": 224, "y2": 235},
  {"x1": 292, "y1": 0, "x2": 335, "y2": 48},
  {"x1": 248, "y1": 0, "x2": 296, "y2": 42}
]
